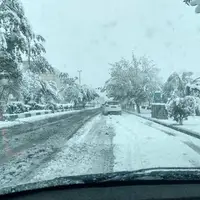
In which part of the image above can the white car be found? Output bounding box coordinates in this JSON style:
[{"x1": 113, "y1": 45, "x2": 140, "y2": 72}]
[{"x1": 102, "y1": 101, "x2": 122, "y2": 115}]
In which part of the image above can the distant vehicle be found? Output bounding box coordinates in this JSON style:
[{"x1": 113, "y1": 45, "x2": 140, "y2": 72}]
[{"x1": 102, "y1": 101, "x2": 122, "y2": 115}]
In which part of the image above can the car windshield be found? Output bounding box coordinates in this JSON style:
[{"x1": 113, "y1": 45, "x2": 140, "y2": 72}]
[{"x1": 1, "y1": 0, "x2": 200, "y2": 191}]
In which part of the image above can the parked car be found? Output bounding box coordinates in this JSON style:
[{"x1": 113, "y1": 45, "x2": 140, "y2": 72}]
[{"x1": 102, "y1": 101, "x2": 122, "y2": 115}]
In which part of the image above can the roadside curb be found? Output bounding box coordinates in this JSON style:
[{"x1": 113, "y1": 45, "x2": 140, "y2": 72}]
[
  {"x1": 0, "y1": 108, "x2": 100, "y2": 133},
  {"x1": 125, "y1": 110, "x2": 200, "y2": 140},
  {"x1": 3, "y1": 108, "x2": 84, "y2": 121}
]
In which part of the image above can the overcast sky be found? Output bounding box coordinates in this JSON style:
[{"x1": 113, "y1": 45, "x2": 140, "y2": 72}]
[{"x1": 21, "y1": 0, "x2": 200, "y2": 87}]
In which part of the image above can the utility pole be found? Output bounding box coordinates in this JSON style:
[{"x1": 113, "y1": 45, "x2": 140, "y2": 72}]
[
  {"x1": 28, "y1": 39, "x2": 31, "y2": 69},
  {"x1": 78, "y1": 70, "x2": 82, "y2": 85}
]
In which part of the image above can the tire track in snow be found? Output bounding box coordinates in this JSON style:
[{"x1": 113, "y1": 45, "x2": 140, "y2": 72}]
[
  {"x1": 107, "y1": 113, "x2": 200, "y2": 171},
  {"x1": 135, "y1": 115, "x2": 200, "y2": 166},
  {"x1": 142, "y1": 120, "x2": 176, "y2": 137},
  {"x1": 106, "y1": 114, "x2": 144, "y2": 172},
  {"x1": 0, "y1": 110, "x2": 99, "y2": 188},
  {"x1": 29, "y1": 114, "x2": 115, "y2": 183}
]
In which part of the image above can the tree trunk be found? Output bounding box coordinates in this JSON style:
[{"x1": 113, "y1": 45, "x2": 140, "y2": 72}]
[
  {"x1": 28, "y1": 39, "x2": 31, "y2": 69},
  {"x1": 136, "y1": 103, "x2": 140, "y2": 113},
  {"x1": 178, "y1": 117, "x2": 183, "y2": 125},
  {"x1": 0, "y1": 86, "x2": 5, "y2": 101},
  {"x1": 148, "y1": 100, "x2": 151, "y2": 107}
]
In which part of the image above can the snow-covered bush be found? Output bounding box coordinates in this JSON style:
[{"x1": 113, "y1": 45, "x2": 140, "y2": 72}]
[
  {"x1": 27, "y1": 102, "x2": 46, "y2": 111},
  {"x1": 56, "y1": 104, "x2": 64, "y2": 110},
  {"x1": 166, "y1": 96, "x2": 196, "y2": 125},
  {"x1": 6, "y1": 102, "x2": 30, "y2": 114},
  {"x1": 46, "y1": 103, "x2": 60, "y2": 112},
  {"x1": 62, "y1": 103, "x2": 74, "y2": 110},
  {"x1": 46, "y1": 103, "x2": 55, "y2": 112}
]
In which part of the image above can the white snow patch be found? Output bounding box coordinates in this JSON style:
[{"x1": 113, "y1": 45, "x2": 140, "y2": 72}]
[
  {"x1": 138, "y1": 109, "x2": 200, "y2": 135},
  {"x1": 109, "y1": 113, "x2": 200, "y2": 172}
]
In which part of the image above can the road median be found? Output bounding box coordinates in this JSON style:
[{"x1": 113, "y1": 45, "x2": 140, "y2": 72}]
[
  {"x1": 0, "y1": 108, "x2": 100, "y2": 135},
  {"x1": 125, "y1": 110, "x2": 200, "y2": 140}
]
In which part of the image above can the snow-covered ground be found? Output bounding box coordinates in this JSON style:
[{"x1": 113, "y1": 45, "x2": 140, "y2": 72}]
[
  {"x1": 1, "y1": 112, "x2": 200, "y2": 189},
  {"x1": 139, "y1": 109, "x2": 200, "y2": 134},
  {"x1": 30, "y1": 113, "x2": 200, "y2": 183},
  {"x1": 109, "y1": 114, "x2": 200, "y2": 172}
]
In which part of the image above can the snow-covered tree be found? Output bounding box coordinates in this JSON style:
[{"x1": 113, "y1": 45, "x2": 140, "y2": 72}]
[
  {"x1": 81, "y1": 84, "x2": 99, "y2": 104},
  {"x1": 0, "y1": 0, "x2": 46, "y2": 103},
  {"x1": 185, "y1": 77, "x2": 200, "y2": 115},
  {"x1": 28, "y1": 56, "x2": 54, "y2": 74},
  {"x1": 21, "y1": 70, "x2": 43, "y2": 104},
  {"x1": 0, "y1": 51, "x2": 22, "y2": 102},
  {"x1": 105, "y1": 54, "x2": 161, "y2": 113},
  {"x1": 182, "y1": 72, "x2": 194, "y2": 86},
  {"x1": 0, "y1": 27, "x2": 7, "y2": 49},
  {"x1": 184, "y1": 0, "x2": 200, "y2": 13},
  {"x1": 62, "y1": 84, "x2": 82, "y2": 105},
  {"x1": 21, "y1": 69, "x2": 62, "y2": 104},
  {"x1": 60, "y1": 82, "x2": 98, "y2": 105},
  {"x1": 184, "y1": 0, "x2": 192, "y2": 5},
  {"x1": 186, "y1": 77, "x2": 200, "y2": 97},
  {"x1": 28, "y1": 34, "x2": 46, "y2": 60},
  {"x1": 0, "y1": 0, "x2": 45, "y2": 61},
  {"x1": 166, "y1": 96, "x2": 196, "y2": 125},
  {"x1": 59, "y1": 72, "x2": 77, "y2": 86},
  {"x1": 58, "y1": 72, "x2": 99, "y2": 105},
  {"x1": 163, "y1": 72, "x2": 185, "y2": 101},
  {"x1": 140, "y1": 56, "x2": 162, "y2": 105},
  {"x1": 163, "y1": 72, "x2": 193, "y2": 102},
  {"x1": 40, "y1": 80, "x2": 61, "y2": 103},
  {"x1": 58, "y1": 72, "x2": 79, "y2": 103}
]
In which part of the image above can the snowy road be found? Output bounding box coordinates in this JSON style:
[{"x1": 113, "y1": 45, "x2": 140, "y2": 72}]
[{"x1": 1, "y1": 112, "x2": 200, "y2": 188}]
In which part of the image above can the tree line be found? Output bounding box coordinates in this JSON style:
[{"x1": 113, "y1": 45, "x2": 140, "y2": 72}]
[
  {"x1": 0, "y1": 0, "x2": 98, "y2": 110},
  {"x1": 104, "y1": 53, "x2": 161, "y2": 113},
  {"x1": 104, "y1": 52, "x2": 200, "y2": 124}
]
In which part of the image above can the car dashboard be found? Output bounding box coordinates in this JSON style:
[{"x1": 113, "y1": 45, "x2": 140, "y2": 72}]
[
  {"x1": 2, "y1": 182, "x2": 200, "y2": 200},
  {"x1": 1, "y1": 170, "x2": 200, "y2": 200}
]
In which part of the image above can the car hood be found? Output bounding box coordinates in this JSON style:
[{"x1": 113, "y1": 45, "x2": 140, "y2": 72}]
[{"x1": 1, "y1": 167, "x2": 200, "y2": 196}]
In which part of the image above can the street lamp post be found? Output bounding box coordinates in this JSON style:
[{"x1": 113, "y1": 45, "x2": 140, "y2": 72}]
[
  {"x1": 78, "y1": 70, "x2": 82, "y2": 85},
  {"x1": 0, "y1": 71, "x2": 10, "y2": 121}
]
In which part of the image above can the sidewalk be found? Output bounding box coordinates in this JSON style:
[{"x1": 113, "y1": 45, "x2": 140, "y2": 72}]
[
  {"x1": 3, "y1": 110, "x2": 53, "y2": 121},
  {"x1": 2, "y1": 107, "x2": 86, "y2": 121},
  {"x1": 126, "y1": 109, "x2": 200, "y2": 139}
]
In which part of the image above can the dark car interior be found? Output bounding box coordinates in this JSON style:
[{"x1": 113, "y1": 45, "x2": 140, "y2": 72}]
[
  {"x1": 2, "y1": 182, "x2": 200, "y2": 200},
  {"x1": 2, "y1": 171, "x2": 200, "y2": 200}
]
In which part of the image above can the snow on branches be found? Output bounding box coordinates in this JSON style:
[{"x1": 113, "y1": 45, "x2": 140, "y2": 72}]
[
  {"x1": 29, "y1": 56, "x2": 55, "y2": 74},
  {"x1": 0, "y1": 0, "x2": 46, "y2": 103},
  {"x1": 105, "y1": 53, "x2": 161, "y2": 113},
  {"x1": 184, "y1": 0, "x2": 200, "y2": 13}
]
